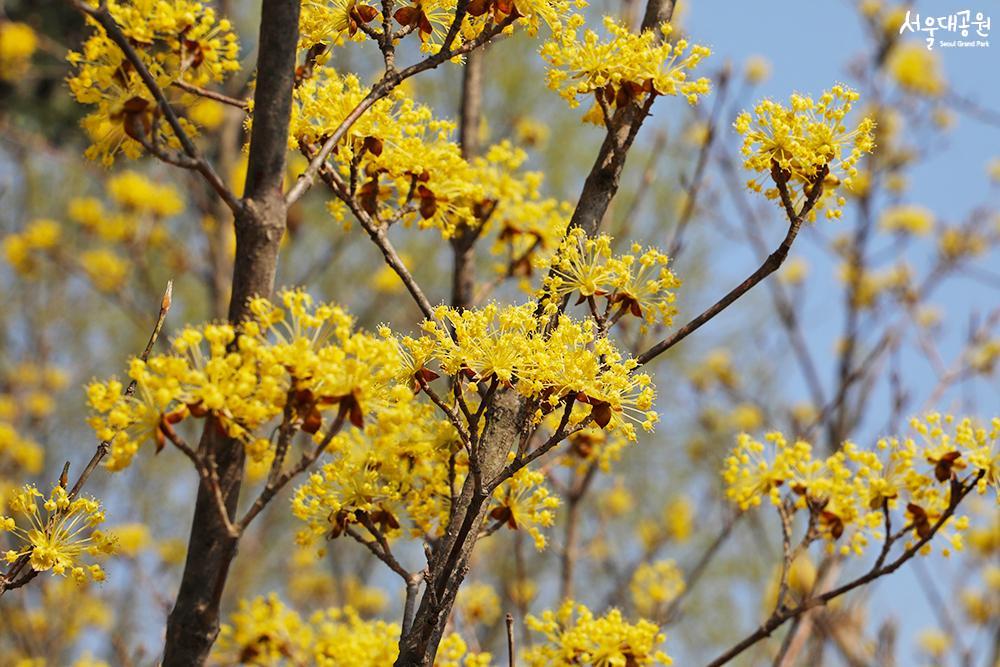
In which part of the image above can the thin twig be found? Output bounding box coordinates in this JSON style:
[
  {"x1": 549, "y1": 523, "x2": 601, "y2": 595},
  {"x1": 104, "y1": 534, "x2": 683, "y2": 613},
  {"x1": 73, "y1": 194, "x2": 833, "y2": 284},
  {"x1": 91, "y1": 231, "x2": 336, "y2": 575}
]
[
  {"x1": 506, "y1": 613, "x2": 516, "y2": 667},
  {"x1": 171, "y1": 79, "x2": 249, "y2": 109},
  {"x1": 705, "y1": 472, "x2": 983, "y2": 666},
  {"x1": 1, "y1": 281, "x2": 172, "y2": 595},
  {"x1": 637, "y1": 167, "x2": 828, "y2": 365},
  {"x1": 312, "y1": 160, "x2": 437, "y2": 321}
]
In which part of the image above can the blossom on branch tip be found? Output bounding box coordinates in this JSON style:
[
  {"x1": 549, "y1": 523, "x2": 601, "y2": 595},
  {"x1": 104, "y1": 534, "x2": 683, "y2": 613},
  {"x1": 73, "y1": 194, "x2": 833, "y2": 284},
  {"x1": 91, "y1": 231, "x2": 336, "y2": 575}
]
[
  {"x1": 1, "y1": 484, "x2": 115, "y2": 582},
  {"x1": 542, "y1": 16, "x2": 710, "y2": 120},
  {"x1": 734, "y1": 84, "x2": 876, "y2": 220}
]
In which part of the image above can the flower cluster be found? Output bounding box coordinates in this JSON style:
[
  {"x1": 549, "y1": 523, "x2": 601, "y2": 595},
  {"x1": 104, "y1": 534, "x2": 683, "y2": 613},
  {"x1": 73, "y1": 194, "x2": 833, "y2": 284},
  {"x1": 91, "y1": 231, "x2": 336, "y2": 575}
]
[
  {"x1": 293, "y1": 68, "x2": 570, "y2": 247},
  {"x1": 213, "y1": 594, "x2": 491, "y2": 666},
  {"x1": 723, "y1": 414, "x2": 998, "y2": 556},
  {"x1": 838, "y1": 261, "x2": 913, "y2": 310},
  {"x1": 887, "y1": 43, "x2": 946, "y2": 97},
  {"x1": 633, "y1": 495, "x2": 695, "y2": 552},
  {"x1": 0, "y1": 422, "x2": 44, "y2": 487},
  {"x1": 0, "y1": 363, "x2": 66, "y2": 514},
  {"x1": 525, "y1": 600, "x2": 672, "y2": 666},
  {"x1": 455, "y1": 582, "x2": 501, "y2": 626},
  {"x1": 1, "y1": 484, "x2": 115, "y2": 582},
  {"x1": 299, "y1": 0, "x2": 578, "y2": 53},
  {"x1": 542, "y1": 17, "x2": 710, "y2": 121},
  {"x1": 488, "y1": 463, "x2": 561, "y2": 549},
  {"x1": 560, "y1": 426, "x2": 629, "y2": 473},
  {"x1": 879, "y1": 204, "x2": 934, "y2": 236},
  {"x1": 537, "y1": 227, "x2": 681, "y2": 331},
  {"x1": 734, "y1": 85, "x2": 876, "y2": 219},
  {"x1": 2, "y1": 219, "x2": 61, "y2": 278},
  {"x1": 0, "y1": 578, "x2": 113, "y2": 664},
  {"x1": 292, "y1": 397, "x2": 560, "y2": 549},
  {"x1": 291, "y1": 388, "x2": 458, "y2": 543},
  {"x1": 85, "y1": 289, "x2": 399, "y2": 470},
  {"x1": 67, "y1": 0, "x2": 241, "y2": 164},
  {"x1": 393, "y1": 302, "x2": 658, "y2": 439},
  {"x1": 938, "y1": 224, "x2": 990, "y2": 262}
]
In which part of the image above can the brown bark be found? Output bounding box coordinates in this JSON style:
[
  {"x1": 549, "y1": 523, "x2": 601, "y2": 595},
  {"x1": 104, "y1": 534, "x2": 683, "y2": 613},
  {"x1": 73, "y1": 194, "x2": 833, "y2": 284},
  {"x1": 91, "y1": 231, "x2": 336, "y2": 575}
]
[
  {"x1": 161, "y1": 1, "x2": 300, "y2": 664},
  {"x1": 396, "y1": 390, "x2": 527, "y2": 665},
  {"x1": 565, "y1": 0, "x2": 675, "y2": 237},
  {"x1": 450, "y1": 49, "x2": 485, "y2": 310}
]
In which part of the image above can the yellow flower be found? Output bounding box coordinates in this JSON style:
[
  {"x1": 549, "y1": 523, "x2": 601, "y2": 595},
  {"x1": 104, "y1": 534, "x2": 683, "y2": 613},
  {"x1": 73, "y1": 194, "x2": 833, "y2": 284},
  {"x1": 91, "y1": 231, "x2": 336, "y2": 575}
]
[
  {"x1": 0, "y1": 422, "x2": 45, "y2": 474},
  {"x1": 735, "y1": 84, "x2": 876, "y2": 219},
  {"x1": 688, "y1": 348, "x2": 739, "y2": 391},
  {"x1": 662, "y1": 495, "x2": 693, "y2": 542},
  {"x1": 916, "y1": 628, "x2": 950, "y2": 658},
  {"x1": 399, "y1": 302, "x2": 658, "y2": 439},
  {"x1": 489, "y1": 464, "x2": 561, "y2": 550},
  {"x1": 729, "y1": 403, "x2": 763, "y2": 431},
  {"x1": 2, "y1": 219, "x2": 63, "y2": 275},
  {"x1": 300, "y1": 0, "x2": 379, "y2": 48},
  {"x1": 744, "y1": 55, "x2": 771, "y2": 84},
  {"x1": 779, "y1": 256, "x2": 809, "y2": 286},
  {"x1": 630, "y1": 560, "x2": 685, "y2": 618},
  {"x1": 67, "y1": 0, "x2": 241, "y2": 164},
  {"x1": 988, "y1": 158, "x2": 1000, "y2": 184},
  {"x1": 525, "y1": 600, "x2": 672, "y2": 666},
  {"x1": 538, "y1": 228, "x2": 681, "y2": 332},
  {"x1": 108, "y1": 522, "x2": 151, "y2": 557},
  {"x1": 107, "y1": 170, "x2": 185, "y2": 217},
  {"x1": 514, "y1": 117, "x2": 551, "y2": 148},
  {"x1": 22, "y1": 219, "x2": 62, "y2": 249},
  {"x1": 187, "y1": 98, "x2": 227, "y2": 129},
  {"x1": 292, "y1": 388, "x2": 457, "y2": 543},
  {"x1": 371, "y1": 255, "x2": 411, "y2": 293},
  {"x1": 86, "y1": 289, "x2": 403, "y2": 471},
  {"x1": 725, "y1": 414, "x2": 999, "y2": 558},
  {"x1": 1, "y1": 484, "x2": 115, "y2": 581},
  {"x1": 938, "y1": 226, "x2": 987, "y2": 261},
  {"x1": 80, "y1": 248, "x2": 130, "y2": 292},
  {"x1": 723, "y1": 431, "x2": 807, "y2": 510},
  {"x1": 597, "y1": 477, "x2": 634, "y2": 518},
  {"x1": 215, "y1": 594, "x2": 486, "y2": 665},
  {"x1": 456, "y1": 582, "x2": 501, "y2": 626},
  {"x1": 542, "y1": 17, "x2": 711, "y2": 116}
]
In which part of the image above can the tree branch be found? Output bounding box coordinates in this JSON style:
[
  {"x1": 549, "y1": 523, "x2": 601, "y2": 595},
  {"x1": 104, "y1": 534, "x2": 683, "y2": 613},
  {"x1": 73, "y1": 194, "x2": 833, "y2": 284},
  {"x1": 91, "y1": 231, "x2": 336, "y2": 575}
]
[
  {"x1": 637, "y1": 166, "x2": 828, "y2": 365},
  {"x1": 705, "y1": 472, "x2": 983, "y2": 667},
  {"x1": 69, "y1": 1, "x2": 241, "y2": 215}
]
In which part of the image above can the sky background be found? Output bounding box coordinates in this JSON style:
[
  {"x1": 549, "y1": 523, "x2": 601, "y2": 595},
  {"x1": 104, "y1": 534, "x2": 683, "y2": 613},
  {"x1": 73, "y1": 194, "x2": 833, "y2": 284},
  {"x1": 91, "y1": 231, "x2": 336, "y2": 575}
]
[{"x1": 677, "y1": 1, "x2": 999, "y2": 663}]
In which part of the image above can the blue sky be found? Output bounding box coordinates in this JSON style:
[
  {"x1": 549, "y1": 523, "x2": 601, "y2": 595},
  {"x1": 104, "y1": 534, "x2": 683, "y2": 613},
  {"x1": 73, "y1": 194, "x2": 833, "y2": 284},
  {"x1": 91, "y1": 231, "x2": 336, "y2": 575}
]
[{"x1": 676, "y1": 1, "x2": 999, "y2": 662}]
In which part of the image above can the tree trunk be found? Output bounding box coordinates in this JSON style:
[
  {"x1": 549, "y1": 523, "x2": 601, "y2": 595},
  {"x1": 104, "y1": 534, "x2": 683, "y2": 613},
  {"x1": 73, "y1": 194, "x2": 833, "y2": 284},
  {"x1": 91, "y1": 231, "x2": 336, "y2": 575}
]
[
  {"x1": 566, "y1": 0, "x2": 674, "y2": 237},
  {"x1": 162, "y1": 0, "x2": 300, "y2": 663},
  {"x1": 396, "y1": 390, "x2": 525, "y2": 665}
]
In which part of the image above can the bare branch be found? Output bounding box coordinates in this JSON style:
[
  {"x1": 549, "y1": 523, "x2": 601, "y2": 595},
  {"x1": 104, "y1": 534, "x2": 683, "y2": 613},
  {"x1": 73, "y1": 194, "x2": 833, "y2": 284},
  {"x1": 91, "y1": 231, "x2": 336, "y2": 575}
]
[
  {"x1": 171, "y1": 79, "x2": 249, "y2": 109},
  {"x1": 637, "y1": 167, "x2": 828, "y2": 365}
]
